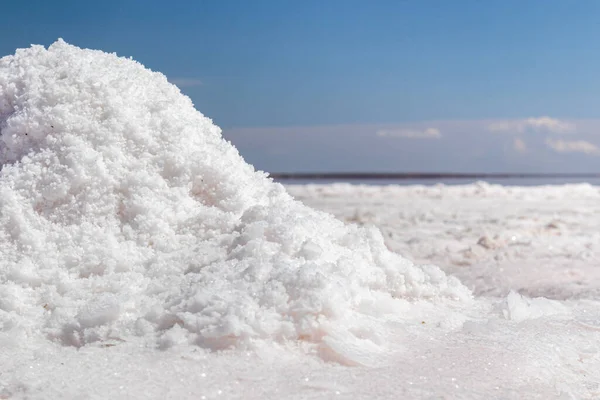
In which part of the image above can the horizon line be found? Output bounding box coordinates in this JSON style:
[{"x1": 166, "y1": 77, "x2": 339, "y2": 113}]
[{"x1": 269, "y1": 172, "x2": 600, "y2": 180}]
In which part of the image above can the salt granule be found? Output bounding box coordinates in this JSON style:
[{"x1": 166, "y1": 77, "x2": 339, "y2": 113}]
[{"x1": 0, "y1": 40, "x2": 469, "y2": 357}]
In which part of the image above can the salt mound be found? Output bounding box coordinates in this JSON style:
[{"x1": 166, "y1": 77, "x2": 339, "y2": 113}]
[{"x1": 0, "y1": 40, "x2": 469, "y2": 357}]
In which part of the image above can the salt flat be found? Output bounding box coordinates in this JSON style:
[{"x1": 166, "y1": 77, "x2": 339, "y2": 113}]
[
  {"x1": 287, "y1": 182, "x2": 600, "y2": 399},
  {"x1": 288, "y1": 182, "x2": 600, "y2": 299}
]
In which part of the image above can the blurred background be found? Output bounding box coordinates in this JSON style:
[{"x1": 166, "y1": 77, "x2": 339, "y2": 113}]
[{"x1": 3, "y1": 0, "x2": 600, "y2": 180}]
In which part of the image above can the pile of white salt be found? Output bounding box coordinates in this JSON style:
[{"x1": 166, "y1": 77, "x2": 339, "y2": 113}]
[{"x1": 0, "y1": 40, "x2": 469, "y2": 360}]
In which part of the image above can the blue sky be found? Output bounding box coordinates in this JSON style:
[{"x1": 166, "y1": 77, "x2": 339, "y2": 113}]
[{"x1": 3, "y1": 1, "x2": 600, "y2": 172}]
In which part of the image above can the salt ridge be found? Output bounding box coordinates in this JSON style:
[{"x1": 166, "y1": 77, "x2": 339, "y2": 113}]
[{"x1": 0, "y1": 40, "x2": 469, "y2": 359}]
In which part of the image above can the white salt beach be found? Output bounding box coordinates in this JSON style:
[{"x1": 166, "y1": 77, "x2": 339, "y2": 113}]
[{"x1": 0, "y1": 41, "x2": 599, "y2": 399}]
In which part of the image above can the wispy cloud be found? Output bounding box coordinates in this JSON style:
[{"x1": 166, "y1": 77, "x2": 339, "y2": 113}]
[
  {"x1": 545, "y1": 138, "x2": 600, "y2": 155},
  {"x1": 488, "y1": 117, "x2": 575, "y2": 134},
  {"x1": 513, "y1": 138, "x2": 527, "y2": 153},
  {"x1": 169, "y1": 78, "x2": 203, "y2": 88},
  {"x1": 376, "y1": 127, "x2": 441, "y2": 139},
  {"x1": 223, "y1": 119, "x2": 600, "y2": 173}
]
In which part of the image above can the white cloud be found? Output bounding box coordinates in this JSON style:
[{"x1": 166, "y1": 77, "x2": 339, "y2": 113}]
[
  {"x1": 223, "y1": 119, "x2": 600, "y2": 173},
  {"x1": 513, "y1": 138, "x2": 527, "y2": 153},
  {"x1": 545, "y1": 138, "x2": 600, "y2": 155},
  {"x1": 168, "y1": 78, "x2": 203, "y2": 88},
  {"x1": 488, "y1": 117, "x2": 575, "y2": 134},
  {"x1": 376, "y1": 127, "x2": 441, "y2": 139}
]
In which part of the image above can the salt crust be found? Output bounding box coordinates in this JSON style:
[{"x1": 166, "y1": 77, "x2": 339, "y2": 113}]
[{"x1": 0, "y1": 40, "x2": 470, "y2": 354}]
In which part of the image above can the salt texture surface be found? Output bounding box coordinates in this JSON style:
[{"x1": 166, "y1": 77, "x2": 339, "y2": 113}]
[
  {"x1": 3, "y1": 41, "x2": 600, "y2": 400},
  {"x1": 0, "y1": 40, "x2": 468, "y2": 360}
]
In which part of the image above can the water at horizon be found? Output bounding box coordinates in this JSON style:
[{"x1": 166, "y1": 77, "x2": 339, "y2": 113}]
[{"x1": 277, "y1": 176, "x2": 600, "y2": 187}]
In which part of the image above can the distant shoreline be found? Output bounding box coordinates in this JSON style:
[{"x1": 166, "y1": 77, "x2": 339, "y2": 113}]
[{"x1": 270, "y1": 172, "x2": 600, "y2": 180}]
